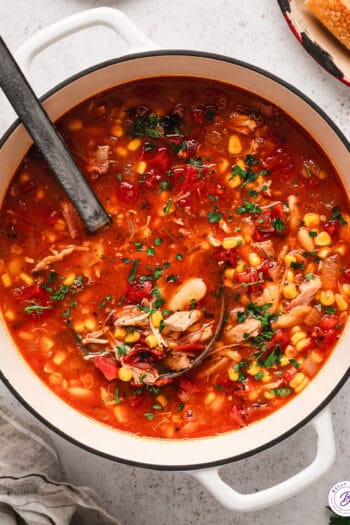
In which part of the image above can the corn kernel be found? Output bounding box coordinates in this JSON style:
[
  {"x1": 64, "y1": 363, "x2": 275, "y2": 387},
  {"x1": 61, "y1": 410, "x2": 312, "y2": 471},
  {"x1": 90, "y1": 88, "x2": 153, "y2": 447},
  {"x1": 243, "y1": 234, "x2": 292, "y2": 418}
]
[
  {"x1": 116, "y1": 146, "x2": 128, "y2": 157},
  {"x1": 224, "y1": 268, "x2": 235, "y2": 280},
  {"x1": 63, "y1": 273, "x2": 76, "y2": 286},
  {"x1": 310, "y1": 351, "x2": 323, "y2": 364},
  {"x1": 320, "y1": 290, "x2": 335, "y2": 306},
  {"x1": 19, "y1": 272, "x2": 33, "y2": 286},
  {"x1": 205, "y1": 391, "x2": 216, "y2": 405},
  {"x1": 289, "y1": 372, "x2": 305, "y2": 389},
  {"x1": 303, "y1": 213, "x2": 320, "y2": 228},
  {"x1": 342, "y1": 284, "x2": 350, "y2": 297},
  {"x1": 318, "y1": 247, "x2": 331, "y2": 259},
  {"x1": 84, "y1": 317, "x2": 97, "y2": 331},
  {"x1": 264, "y1": 391, "x2": 275, "y2": 400},
  {"x1": 291, "y1": 325, "x2": 302, "y2": 334},
  {"x1": 317, "y1": 170, "x2": 328, "y2": 180},
  {"x1": 335, "y1": 294, "x2": 348, "y2": 311},
  {"x1": 119, "y1": 366, "x2": 134, "y2": 382},
  {"x1": 68, "y1": 119, "x2": 83, "y2": 131},
  {"x1": 19, "y1": 173, "x2": 30, "y2": 184},
  {"x1": 236, "y1": 159, "x2": 246, "y2": 169},
  {"x1": 145, "y1": 334, "x2": 158, "y2": 348},
  {"x1": 53, "y1": 351, "x2": 67, "y2": 366},
  {"x1": 284, "y1": 254, "x2": 297, "y2": 267},
  {"x1": 114, "y1": 405, "x2": 129, "y2": 422},
  {"x1": 53, "y1": 218, "x2": 65, "y2": 232},
  {"x1": 223, "y1": 236, "x2": 244, "y2": 249},
  {"x1": 248, "y1": 390, "x2": 259, "y2": 401},
  {"x1": 335, "y1": 244, "x2": 348, "y2": 257},
  {"x1": 4, "y1": 310, "x2": 15, "y2": 321},
  {"x1": 295, "y1": 377, "x2": 309, "y2": 393},
  {"x1": 291, "y1": 331, "x2": 307, "y2": 346},
  {"x1": 286, "y1": 269, "x2": 294, "y2": 283},
  {"x1": 228, "y1": 368, "x2": 239, "y2": 381},
  {"x1": 136, "y1": 161, "x2": 147, "y2": 174},
  {"x1": 218, "y1": 158, "x2": 229, "y2": 173},
  {"x1": 124, "y1": 331, "x2": 141, "y2": 343},
  {"x1": 285, "y1": 344, "x2": 296, "y2": 357},
  {"x1": 228, "y1": 134, "x2": 243, "y2": 155},
  {"x1": 156, "y1": 394, "x2": 168, "y2": 408},
  {"x1": 247, "y1": 361, "x2": 261, "y2": 376},
  {"x1": 226, "y1": 173, "x2": 241, "y2": 188},
  {"x1": 283, "y1": 283, "x2": 298, "y2": 299},
  {"x1": 18, "y1": 331, "x2": 34, "y2": 341},
  {"x1": 127, "y1": 138, "x2": 142, "y2": 151},
  {"x1": 236, "y1": 260, "x2": 246, "y2": 272},
  {"x1": 279, "y1": 356, "x2": 290, "y2": 367},
  {"x1": 1, "y1": 273, "x2": 12, "y2": 287},
  {"x1": 240, "y1": 293, "x2": 249, "y2": 306},
  {"x1": 248, "y1": 253, "x2": 261, "y2": 267},
  {"x1": 114, "y1": 327, "x2": 127, "y2": 340},
  {"x1": 151, "y1": 311, "x2": 163, "y2": 328},
  {"x1": 36, "y1": 188, "x2": 45, "y2": 200},
  {"x1": 111, "y1": 124, "x2": 123, "y2": 137},
  {"x1": 295, "y1": 337, "x2": 312, "y2": 352},
  {"x1": 315, "y1": 231, "x2": 331, "y2": 246},
  {"x1": 39, "y1": 335, "x2": 54, "y2": 352},
  {"x1": 261, "y1": 369, "x2": 272, "y2": 383}
]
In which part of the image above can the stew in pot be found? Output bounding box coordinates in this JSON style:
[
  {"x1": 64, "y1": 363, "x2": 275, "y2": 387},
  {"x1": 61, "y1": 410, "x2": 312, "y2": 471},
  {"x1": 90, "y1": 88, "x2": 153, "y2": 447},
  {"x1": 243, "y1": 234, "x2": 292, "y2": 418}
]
[{"x1": 0, "y1": 77, "x2": 349, "y2": 438}]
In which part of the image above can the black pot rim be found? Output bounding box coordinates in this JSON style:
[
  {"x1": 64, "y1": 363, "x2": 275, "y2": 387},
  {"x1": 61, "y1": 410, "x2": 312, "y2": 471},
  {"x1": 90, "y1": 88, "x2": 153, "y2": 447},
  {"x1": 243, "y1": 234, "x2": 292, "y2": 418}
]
[{"x1": 0, "y1": 49, "x2": 349, "y2": 472}]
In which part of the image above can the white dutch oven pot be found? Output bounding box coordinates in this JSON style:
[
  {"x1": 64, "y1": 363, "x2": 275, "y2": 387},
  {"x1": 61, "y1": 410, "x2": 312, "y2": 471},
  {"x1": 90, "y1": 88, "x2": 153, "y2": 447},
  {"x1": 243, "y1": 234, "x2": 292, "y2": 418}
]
[{"x1": 0, "y1": 8, "x2": 349, "y2": 513}]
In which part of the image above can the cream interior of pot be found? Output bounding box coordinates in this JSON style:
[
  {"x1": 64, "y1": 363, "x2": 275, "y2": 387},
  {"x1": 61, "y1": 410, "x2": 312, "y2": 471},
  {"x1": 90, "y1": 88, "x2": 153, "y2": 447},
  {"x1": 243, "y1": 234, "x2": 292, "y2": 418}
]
[{"x1": 0, "y1": 54, "x2": 349, "y2": 468}]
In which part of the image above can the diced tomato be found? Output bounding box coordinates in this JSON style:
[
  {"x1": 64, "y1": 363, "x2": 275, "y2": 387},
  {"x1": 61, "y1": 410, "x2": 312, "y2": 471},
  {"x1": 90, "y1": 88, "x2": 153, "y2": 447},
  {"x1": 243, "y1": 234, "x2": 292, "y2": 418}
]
[
  {"x1": 262, "y1": 147, "x2": 294, "y2": 180},
  {"x1": 93, "y1": 355, "x2": 120, "y2": 381},
  {"x1": 126, "y1": 280, "x2": 153, "y2": 303},
  {"x1": 282, "y1": 368, "x2": 297, "y2": 383},
  {"x1": 235, "y1": 267, "x2": 261, "y2": 293},
  {"x1": 344, "y1": 269, "x2": 350, "y2": 282},
  {"x1": 14, "y1": 283, "x2": 53, "y2": 319},
  {"x1": 319, "y1": 314, "x2": 340, "y2": 331},
  {"x1": 319, "y1": 328, "x2": 338, "y2": 350},
  {"x1": 266, "y1": 328, "x2": 290, "y2": 352},
  {"x1": 146, "y1": 148, "x2": 172, "y2": 172},
  {"x1": 229, "y1": 405, "x2": 245, "y2": 427},
  {"x1": 123, "y1": 346, "x2": 163, "y2": 367},
  {"x1": 190, "y1": 107, "x2": 206, "y2": 126},
  {"x1": 154, "y1": 377, "x2": 173, "y2": 387},
  {"x1": 177, "y1": 378, "x2": 200, "y2": 394},
  {"x1": 172, "y1": 343, "x2": 205, "y2": 353},
  {"x1": 324, "y1": 220, "x2": 339, "y2": 237},
  {"x1": 128, "y1": 390, "x2": 143, "y2": 407},
  {"x1": 117, "y1": 181, "x2": 139, "y2": 203},
  {"x1": 215, "y1": 247, "x2": 238, "y2": 267}
]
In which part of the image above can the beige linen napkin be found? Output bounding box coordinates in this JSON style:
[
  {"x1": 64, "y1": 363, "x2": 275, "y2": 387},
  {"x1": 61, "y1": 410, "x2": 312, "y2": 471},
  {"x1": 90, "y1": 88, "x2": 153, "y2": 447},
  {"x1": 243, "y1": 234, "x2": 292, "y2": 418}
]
[{"x1": 0, "y1": 406, "x2": 122, "y2": 525}]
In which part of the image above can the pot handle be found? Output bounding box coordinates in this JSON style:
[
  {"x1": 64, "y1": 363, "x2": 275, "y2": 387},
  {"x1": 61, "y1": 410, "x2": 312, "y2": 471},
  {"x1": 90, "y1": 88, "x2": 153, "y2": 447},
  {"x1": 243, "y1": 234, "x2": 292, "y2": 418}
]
[
  {"x1": 190, "y1": 407, "x2": 335, "y2": 512},
  {"x1": 15, "y1": 7, "x2": 158, "y2": 76}
]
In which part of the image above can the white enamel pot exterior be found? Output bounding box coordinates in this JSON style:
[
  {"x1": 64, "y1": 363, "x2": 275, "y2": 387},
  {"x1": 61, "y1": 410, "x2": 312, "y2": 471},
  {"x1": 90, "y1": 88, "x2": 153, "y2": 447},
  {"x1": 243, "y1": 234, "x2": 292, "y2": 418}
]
[{"x1": 0, "y1": 8, "x2": 349, "y2": 513}]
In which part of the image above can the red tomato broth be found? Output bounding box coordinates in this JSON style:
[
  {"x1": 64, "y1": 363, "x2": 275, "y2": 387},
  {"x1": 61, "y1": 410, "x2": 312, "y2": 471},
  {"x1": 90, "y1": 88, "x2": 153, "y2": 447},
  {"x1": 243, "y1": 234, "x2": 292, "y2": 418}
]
[{"x1": 0, "y1": 76, "x2": 349, "y2": 439}]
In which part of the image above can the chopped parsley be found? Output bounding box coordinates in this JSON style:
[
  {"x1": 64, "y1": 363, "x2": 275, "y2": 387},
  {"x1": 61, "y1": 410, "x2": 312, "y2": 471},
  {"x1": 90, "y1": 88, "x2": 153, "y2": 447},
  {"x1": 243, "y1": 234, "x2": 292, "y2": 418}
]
[
  {"x1": 207, "y1": 210, "x2": 222, "y2": 223},
  {"x1": 175, "y1": 253, "x2": 183, "y2": 260},
  {"x1": 163, "y1": 199, "x2": 173, "y2": 215},
  {"x1": 99, "y1": 294, "x2": 112, "y2": 308},
  {"x1": 245, "y1": 154, "x2": 259, "y2": 166},
  {"x1": 144, "y1": 412, "x2": 154, "y2": 420},
  {"x1": 146, "y1": 247, "x2": 155, "y2": 257},
  {"x1": 178, "y1": 403, "x2": 185, "y2": 411},
  {"x1": 271, "y1": 388, "x2": 292, "y2": 397},
  {"x1": 116, "y1": 173, "x2": 123, "y2": 182},
  {"x1": 272, "y1": 217, "x2": 285, "y2": 233},
  {"x1": 24, "y1": 304, "x2": 53, "y2": 316},
  {"x1": 331, "y1": 205, "x2": 347, "y2": 224},
  {"x1": 128, "y1": 259, "x2": 140, "y2": 284},
  {"x1": 114, "y1": 388, "x2": 122, "y2": 405},
  {"x1": 236, "y1": 199, "x2": 261, "y2": 215},
  {"x1": 154, "y1": 237, "x2": 163, "y2": 246}
]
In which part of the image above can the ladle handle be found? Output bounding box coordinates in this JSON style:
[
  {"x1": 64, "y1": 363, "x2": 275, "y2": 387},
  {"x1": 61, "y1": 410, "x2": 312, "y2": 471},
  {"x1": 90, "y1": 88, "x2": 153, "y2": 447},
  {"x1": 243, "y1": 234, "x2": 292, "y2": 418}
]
[{"x1": 0, "y1": 36, "x2": 111, "y2": 234}]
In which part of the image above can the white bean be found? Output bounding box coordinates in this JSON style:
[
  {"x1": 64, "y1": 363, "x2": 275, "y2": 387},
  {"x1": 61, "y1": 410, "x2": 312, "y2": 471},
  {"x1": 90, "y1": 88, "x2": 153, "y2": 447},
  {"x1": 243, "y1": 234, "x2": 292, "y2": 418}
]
[{"x1": 168, "y1": 278, "x2": 207, "y2": 311}]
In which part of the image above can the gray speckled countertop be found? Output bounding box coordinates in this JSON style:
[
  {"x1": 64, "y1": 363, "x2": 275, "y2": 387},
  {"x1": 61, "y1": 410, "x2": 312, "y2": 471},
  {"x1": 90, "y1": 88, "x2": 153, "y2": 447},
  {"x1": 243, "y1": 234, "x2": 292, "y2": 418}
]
[{"x1": 0, "y1": 1, "x2": 349, "y2": 524}]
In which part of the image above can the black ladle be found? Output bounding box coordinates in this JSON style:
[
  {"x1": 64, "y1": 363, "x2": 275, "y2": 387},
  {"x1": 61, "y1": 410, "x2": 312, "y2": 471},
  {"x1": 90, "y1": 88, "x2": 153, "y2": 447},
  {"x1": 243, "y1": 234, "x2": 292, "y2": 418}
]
[{"x1": 0, "y1": 36, "x2": 111, "y2": 233}]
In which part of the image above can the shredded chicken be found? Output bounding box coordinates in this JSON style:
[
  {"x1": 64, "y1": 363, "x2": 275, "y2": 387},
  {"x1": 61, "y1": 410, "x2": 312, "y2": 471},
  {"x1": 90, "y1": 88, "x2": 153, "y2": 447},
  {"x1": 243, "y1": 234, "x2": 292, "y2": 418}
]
[
  {"x1": 87, "y1": 145, "x2": 110, "y2": 177},
  {"x1": 288, "y1": 195, "x2": 301, "y2": 232},
  {"x1": 114, "y1": 306, "x2": 150, "y2": 327},
  {"x1": 225, "y1": 318, "x2": 261, "y2": 344},
  {"x1": 186, "y1": 322, "x2": 214, "y2": 343},
  {"x1": 32, "y1": 245, "x2": 89, "y2": 272},
  {"x1": 288, "y1": 276, "x2": 322, "y2": 309},
  {"x1": 163, "y1": 352, "x2": 191, "y2": 371},
  {"x1": 254, "y1": 282, "x2": 282, "y2": 314},
  {"x1": 252, "y1": 240, "x2": 276, "y2": 260},
  {"x1": 321, "y1": 254, "x2": 341, "y2": 290},
  {"x1": 165, "y1": 310, "x2": 202, "y2": 332},
  {"x1": 273, "y1": 305, "x2": 314, "y2": 329}
]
